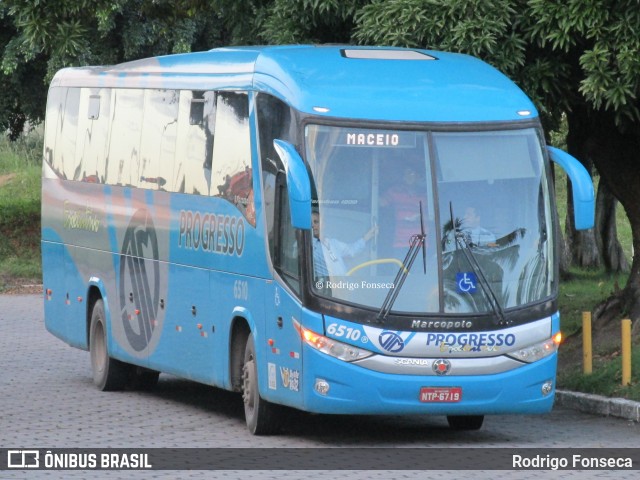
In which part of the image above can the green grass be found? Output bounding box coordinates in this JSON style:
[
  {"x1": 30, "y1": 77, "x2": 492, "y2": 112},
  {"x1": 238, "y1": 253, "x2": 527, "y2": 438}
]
[
  {"x1": 558, "y1": 268, "x2": 627, "y2": 337},
  {"x1": 558, "y1": 351, "x2": 640, "y2": 400},
  {"x1": 0, "y1": 131, "x2": 42, "y2": 291},
  {"x1": 556, "y1": 268, "x2": 640, "y2": 400},
  {"x1": 553, "y1": 161, "x2": 638, "y2": 400}
]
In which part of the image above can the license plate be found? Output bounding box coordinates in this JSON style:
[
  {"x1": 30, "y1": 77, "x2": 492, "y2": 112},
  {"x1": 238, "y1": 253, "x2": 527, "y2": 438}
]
[{"x1": 419, "y1": 387, "x2": 462, "y2": 403}]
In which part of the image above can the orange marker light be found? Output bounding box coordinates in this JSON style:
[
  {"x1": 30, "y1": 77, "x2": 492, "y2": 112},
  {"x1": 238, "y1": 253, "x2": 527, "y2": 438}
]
[
  {"x1": 553, "y1": 332, "x2": 563, "y2": 345},
  {"x1": 303, "y1": 329, "x2": 318, "y2": 344}
]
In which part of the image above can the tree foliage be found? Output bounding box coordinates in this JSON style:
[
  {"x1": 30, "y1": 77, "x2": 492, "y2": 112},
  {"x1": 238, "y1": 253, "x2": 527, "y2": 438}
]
[
  {"x1": 525, "y1": 0, "x2": 640, "y2": 321},
  {"x1": 354, "y1": 0, "x2": 524, "y2": 66},
  {"x1": 0, "y1": 0, "x2": 225, "y2": 134},
  {"x1": 2, "y1": 0, "x2": 640, "y2": 320},
  {"x1": 4, "y1": 0, "x2": 640, "y2": 138},
  {"x1": 2, "y1": 0, "x2": 226, "y2": 72}
]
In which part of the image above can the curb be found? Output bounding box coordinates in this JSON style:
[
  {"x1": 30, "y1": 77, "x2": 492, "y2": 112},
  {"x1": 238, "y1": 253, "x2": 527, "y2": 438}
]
[{"x1": 556, "y1": 389, "x2": 640, "y2": 422}]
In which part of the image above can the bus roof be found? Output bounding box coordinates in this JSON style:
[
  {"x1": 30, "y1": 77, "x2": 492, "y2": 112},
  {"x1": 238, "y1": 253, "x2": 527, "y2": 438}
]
[{"x1": 50, "y1": 45, "x2": 537, "y2": 123}]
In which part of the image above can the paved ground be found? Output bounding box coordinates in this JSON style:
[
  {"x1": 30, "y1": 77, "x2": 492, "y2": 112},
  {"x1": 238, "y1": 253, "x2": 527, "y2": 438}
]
[{"x1": 1, "y1": 294, "x2": 638, "y2": 479}]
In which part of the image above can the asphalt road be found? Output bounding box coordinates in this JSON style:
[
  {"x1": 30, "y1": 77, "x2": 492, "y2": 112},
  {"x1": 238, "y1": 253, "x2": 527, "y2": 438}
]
[{"x1": 1, "y1": 294, "x2": 638, "y2": 479}]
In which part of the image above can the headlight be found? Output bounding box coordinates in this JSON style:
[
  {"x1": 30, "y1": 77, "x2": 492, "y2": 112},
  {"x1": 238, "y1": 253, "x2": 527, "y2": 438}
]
[
  {"x1": 293, "y1": 320, "x2": 372, "y2": 362},
  {"x1": 507, "y1": 333, "x2": 561, "y2": 363}
]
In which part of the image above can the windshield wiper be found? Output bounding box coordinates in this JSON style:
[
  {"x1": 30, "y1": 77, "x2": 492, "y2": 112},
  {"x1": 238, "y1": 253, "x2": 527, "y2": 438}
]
[
  {"x1": 449, "y1": 202, "x2": 508, "y2": 325},
  {"x1": 376, "y1": 202, "x2": 427, "y2": 323}
]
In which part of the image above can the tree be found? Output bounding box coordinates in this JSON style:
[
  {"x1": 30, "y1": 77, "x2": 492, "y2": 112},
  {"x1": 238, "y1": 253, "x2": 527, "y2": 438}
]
[
  {"x1": 1, "y1": 0, "x2": 226, "y2": 135},
  {"x1": 354, "y1": 0, "x2": 640, "y2": 323},
  {"x1": 0, "y1": 7, "x2": 48, "y2": 138},
  {"x1": 525, "y1": 0, "x2": 640, "y2": 322}
]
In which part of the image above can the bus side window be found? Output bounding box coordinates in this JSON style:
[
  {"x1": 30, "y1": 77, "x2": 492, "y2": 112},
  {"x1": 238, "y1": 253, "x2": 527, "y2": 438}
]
[
  {"x1": 106, "y1": 89, "x2": 144, "y2": 186},
  {"x1": 55, "y1": 88, "x2": 80, "y2": 180},
  {"x1": 258, "y1": 95, "x2": 283, "y2": 258},
  {"x1": 72, "y1": 89, "x2": 92, "y2": 181},
  {"x1": 257, "y1": 93, "x2": 299, "y2": 292},
  {"x1": 211, "y1": 92, "x2": 254, "y2": 225},
  {"x1": 174, "y1": 90, "x2": 215, "y2": 195},
  {"x1": 274, "y1": 174, "x2": 300, "y2": 293},
  {"x1": 43, "y1": 87, "x2": 63, "y2": 176},
  {"x1": 139, "y1": 89, "x2": 179, "y2": 191},
  {"x1": 78, "y1": 88, "x2": 110, "y2": 184}
]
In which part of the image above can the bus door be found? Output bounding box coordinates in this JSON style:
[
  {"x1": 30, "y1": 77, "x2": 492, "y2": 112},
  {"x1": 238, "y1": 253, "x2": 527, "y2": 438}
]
[
  {"x1": 262, "y1": 172, "x2": 304, "y2": 406},
  {"x1": 262, "y1": 280, "x2": 304, "y2": 406}
]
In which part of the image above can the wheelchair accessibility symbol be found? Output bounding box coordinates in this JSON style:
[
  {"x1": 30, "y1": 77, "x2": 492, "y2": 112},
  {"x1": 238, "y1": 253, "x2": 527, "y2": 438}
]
[{"x1": 456, "y1": 272, "x2": 478, "y2": 293}]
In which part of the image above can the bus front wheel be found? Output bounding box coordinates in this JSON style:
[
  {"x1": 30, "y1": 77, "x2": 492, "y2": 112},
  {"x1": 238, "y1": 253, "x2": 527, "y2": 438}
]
[
  {"x1": 89, "y1": 299, "x2": 129, "y2": 391},
  {"x1": 128, "y1": 366, "x2": 160, "y2": 390},
  {"x1": 447, "y1": 415, "x2": 484, "y2": 430},
  {"x1": 242, "y1": 333, "x2": 281, "y2": 435}
]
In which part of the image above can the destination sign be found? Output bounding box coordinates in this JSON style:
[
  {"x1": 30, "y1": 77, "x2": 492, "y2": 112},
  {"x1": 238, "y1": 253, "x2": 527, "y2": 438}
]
[{"x1": 338, "y1": 130, "x2": 417, "y2": 148}]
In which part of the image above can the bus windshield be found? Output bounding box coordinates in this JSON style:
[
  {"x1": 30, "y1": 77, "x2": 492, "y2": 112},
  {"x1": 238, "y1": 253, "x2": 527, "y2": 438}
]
[{"x1": 304, "y1": 125, "x2": 554, "y2": 316}]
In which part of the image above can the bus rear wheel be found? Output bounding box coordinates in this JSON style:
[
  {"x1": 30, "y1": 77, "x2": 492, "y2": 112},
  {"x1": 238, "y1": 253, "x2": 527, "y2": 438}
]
[
  {"x1": 242, "y1": 333, "x2": 281, "y2": 435},
  {"x1": 447, "y1": 415, "x2": 484, "y2": 430},
  {"x1": 89, "y1": 299, "x2": 129, "y2": 391}
]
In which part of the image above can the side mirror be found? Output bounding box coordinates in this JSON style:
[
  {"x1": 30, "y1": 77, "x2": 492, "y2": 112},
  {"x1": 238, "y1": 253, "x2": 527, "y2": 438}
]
[
  {"x1": 273, "y1": 139, "x2": 311, "y2": 229},
  {"x1": 547, "y1": 146, "x2": 595, "y2": 230}
]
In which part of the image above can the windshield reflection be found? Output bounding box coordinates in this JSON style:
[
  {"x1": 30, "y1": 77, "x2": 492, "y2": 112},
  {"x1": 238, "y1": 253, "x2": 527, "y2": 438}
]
[{"x1": 304, "y1": 125, "x2": 554, "y2": 316}]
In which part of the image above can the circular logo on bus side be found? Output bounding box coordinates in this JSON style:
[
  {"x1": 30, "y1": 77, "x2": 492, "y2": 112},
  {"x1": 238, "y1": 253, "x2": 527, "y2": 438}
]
[{"x1": 119, "y1": 208, "x2": 160, "y2": 352}]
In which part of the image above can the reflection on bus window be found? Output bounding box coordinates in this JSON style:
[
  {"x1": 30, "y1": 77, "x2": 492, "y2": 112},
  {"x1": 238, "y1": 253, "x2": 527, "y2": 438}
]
[
  {"x1": 106, "y1": 89, "x2": 144, "y2": 186},
  {"x1": 56, "y1": 88, "x2": 80, "y2": 180},
  {"x1": 257, "y1": 93, "x2": 297, "y2": 274},
  {"x1": 79, "y1": 88, "x2": 111, "y2": 184},
  {"x1": 434, "y1": 129, "x2": 553, "y2": 314},
  {"x1": 174, "y1": 90, "x2": 215, "y2": 195},
  {"x1": 305, "y1": 125, "x2": 439, "y2": 313},
  {"x1": 212, "y1": 92, "x2": 255, "y2": 225},
  {"x1": 139, "y1": 89, "x2": 179, "y2": 190},
  {"x1": 43, "y1": 87, "x2": 63, "y2": 176}
]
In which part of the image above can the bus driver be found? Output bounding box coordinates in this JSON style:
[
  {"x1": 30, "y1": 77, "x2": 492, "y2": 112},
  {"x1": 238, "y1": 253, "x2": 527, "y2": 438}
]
[{"x1": 311, "y1": 210, "x2": 378, "y2": 277}]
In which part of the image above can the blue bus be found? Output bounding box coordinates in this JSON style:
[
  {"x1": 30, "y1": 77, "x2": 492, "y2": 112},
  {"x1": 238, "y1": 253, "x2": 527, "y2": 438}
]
[{"x1": 41, "y1": 45, "x2": 594, "y2": 434}]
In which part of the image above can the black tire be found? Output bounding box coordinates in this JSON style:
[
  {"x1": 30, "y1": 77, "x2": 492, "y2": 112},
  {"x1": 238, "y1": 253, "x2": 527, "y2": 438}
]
[
  {"x1": 128, "y1": 366, "x2": 160, "y2": 391},
  {"x1": 242, "y1": 333, "x2": 281, "y2": 435},
  {"x1": 89, "y1": 299, "x2": 130, "y2": 391},
  {"x1": 447, "y1": 415, "x2": 484, "y2": 431}
]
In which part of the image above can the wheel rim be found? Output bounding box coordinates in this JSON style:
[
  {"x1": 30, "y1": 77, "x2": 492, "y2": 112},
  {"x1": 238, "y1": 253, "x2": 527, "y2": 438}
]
[
  {"x1": 91, "y1": 319, "x2": 107, "y2": 375},
  {"x1": 242, "y1": 357, "x2": 257, "y2": 416}
]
